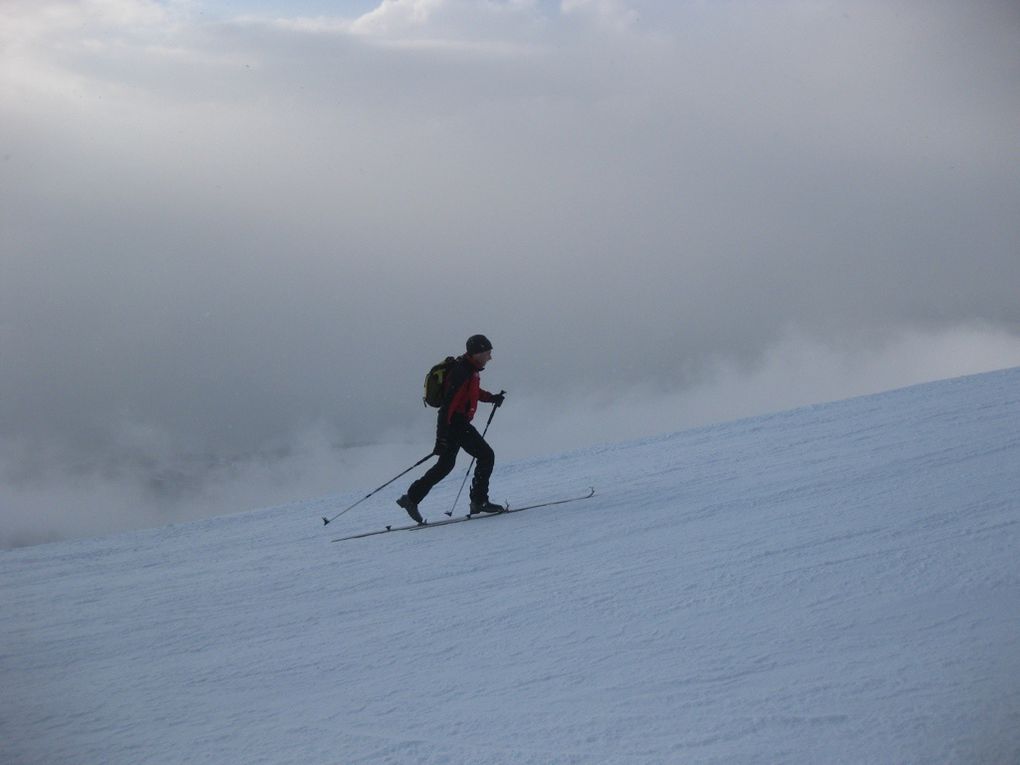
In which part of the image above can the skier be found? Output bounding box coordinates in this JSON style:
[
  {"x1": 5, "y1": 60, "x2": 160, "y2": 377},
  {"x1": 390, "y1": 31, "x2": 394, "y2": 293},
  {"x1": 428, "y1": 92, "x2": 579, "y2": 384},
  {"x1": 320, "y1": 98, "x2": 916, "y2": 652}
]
[{"x1": 397, "y1": 335, "x2": 506, "y2": 524}]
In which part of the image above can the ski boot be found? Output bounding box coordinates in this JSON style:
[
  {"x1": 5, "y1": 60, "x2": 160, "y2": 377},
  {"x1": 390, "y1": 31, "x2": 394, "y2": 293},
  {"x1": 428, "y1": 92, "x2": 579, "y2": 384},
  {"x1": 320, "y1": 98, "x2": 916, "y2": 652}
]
[
  {"x1": 469, "y1": 499, "x2": 505, "y2": 515},
  {"x1": 396, "y1": 495, "x2": 424, "y2": 524}
]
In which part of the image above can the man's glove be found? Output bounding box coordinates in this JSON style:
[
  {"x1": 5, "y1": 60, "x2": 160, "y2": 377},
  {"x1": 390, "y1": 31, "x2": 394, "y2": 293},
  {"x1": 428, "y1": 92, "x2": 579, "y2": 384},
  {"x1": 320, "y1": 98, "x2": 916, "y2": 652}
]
[{"x1": 491, "y1": 392, "x2": 506, "y2": 408}]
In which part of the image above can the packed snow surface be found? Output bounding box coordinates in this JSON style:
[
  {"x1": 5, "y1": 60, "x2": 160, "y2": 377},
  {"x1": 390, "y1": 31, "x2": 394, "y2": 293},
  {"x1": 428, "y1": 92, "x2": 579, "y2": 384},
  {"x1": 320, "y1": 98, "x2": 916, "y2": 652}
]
[{"x1": 3, "y1": 368, "x2": 1019, "y2": 764}]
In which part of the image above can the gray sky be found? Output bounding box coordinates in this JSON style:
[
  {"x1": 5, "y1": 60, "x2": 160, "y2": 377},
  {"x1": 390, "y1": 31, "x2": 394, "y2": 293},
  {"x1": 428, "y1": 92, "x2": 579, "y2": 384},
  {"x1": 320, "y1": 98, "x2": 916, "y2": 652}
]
[{"x1": 2, "y1": 0, "x2": 1019, "y2": 547}]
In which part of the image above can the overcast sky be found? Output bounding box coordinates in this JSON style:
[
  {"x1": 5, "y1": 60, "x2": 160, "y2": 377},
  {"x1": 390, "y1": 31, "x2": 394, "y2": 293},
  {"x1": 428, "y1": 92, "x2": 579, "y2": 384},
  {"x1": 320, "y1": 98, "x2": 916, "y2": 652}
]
[{"x1": 2, "y1": 0, "x2": 1019, "y2": 547}]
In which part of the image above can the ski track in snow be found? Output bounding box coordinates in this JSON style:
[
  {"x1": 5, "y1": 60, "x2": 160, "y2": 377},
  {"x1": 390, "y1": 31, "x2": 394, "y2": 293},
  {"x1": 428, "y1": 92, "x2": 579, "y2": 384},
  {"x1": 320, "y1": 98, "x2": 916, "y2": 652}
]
[{"x1": 3, "y1": 368, "x2": 1020, "y2": 764}]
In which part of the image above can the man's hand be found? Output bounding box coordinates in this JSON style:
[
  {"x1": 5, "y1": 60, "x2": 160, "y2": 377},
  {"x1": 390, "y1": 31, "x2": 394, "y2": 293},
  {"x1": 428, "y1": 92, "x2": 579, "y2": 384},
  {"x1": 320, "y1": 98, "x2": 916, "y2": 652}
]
[{"x1": 491, "y1": 392, "x2": 506, "y2": 408}]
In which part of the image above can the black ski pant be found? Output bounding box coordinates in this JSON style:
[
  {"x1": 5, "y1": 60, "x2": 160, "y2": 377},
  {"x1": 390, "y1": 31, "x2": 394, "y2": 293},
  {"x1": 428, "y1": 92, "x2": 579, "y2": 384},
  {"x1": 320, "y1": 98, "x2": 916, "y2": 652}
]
[{"x1": 407, "y1": 422, "x2": 494, "y2": 505}]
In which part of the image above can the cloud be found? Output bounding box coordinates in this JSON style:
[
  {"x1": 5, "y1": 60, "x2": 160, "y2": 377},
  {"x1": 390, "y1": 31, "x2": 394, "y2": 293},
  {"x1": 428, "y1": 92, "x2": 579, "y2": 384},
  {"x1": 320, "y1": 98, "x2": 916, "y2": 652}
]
[
  {"x1": 494, "y1": 323, "x2": 1020, "y2": 459},
  {"x1": 5, "y1": 321, "x2": 1020, "y2": 549},
  {"x1": 1, "y1": 0, "x2": 1018, "y2": 546}
]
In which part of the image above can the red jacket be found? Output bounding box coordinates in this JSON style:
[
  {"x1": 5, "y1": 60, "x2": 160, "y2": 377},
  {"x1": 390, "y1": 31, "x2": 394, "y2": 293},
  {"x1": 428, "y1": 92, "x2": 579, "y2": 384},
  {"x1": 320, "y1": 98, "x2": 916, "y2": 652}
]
[{"x1": 439, "y1": 355, "x2": 497, "y2": 429}]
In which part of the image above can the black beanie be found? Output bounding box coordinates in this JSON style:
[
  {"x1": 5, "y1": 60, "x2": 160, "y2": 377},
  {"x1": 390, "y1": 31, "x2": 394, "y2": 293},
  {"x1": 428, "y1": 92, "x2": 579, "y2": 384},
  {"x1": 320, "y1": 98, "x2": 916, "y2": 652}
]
[{"x1": 466, "y1": 334, "x2": 493, "y2": 355}]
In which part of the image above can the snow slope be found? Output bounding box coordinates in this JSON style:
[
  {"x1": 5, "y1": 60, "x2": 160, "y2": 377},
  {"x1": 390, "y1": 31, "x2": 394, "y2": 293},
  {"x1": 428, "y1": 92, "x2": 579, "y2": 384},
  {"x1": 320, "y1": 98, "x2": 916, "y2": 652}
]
[{"x1": 3, "y1": 368, "x2": 1019, "y2": 764}]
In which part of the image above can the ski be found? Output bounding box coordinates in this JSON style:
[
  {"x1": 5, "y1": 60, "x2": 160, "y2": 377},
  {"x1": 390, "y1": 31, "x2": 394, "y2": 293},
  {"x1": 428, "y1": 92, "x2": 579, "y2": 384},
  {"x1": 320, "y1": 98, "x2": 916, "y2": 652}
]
[{"x1": 330, "y1": 487, "x2": 595, "y2": 543}]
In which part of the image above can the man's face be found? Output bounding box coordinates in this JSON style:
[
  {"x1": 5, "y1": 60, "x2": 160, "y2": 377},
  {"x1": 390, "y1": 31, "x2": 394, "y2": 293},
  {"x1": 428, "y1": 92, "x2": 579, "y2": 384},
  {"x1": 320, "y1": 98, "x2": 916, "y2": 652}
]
[{"x1": 472, "y1": 350, "x2": 492, "y2": 369}]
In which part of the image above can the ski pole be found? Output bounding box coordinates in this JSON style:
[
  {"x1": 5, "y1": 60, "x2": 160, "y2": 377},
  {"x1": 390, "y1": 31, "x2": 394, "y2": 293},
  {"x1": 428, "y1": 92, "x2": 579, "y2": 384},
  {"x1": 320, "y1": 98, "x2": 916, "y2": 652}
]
[
  {"x1": 446, "y1": 392, "x2": 504, "y2": 517},
  {"x1": 321, "y1": 453, "x2": 435, "y2": 525}
]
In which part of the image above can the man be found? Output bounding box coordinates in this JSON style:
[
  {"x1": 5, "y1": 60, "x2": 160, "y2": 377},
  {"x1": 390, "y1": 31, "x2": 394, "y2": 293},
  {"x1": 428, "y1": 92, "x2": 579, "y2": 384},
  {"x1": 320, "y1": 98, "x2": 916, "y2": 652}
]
[{"x1": 398, "y1": 334, "x2": 506, "y2": 524}]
